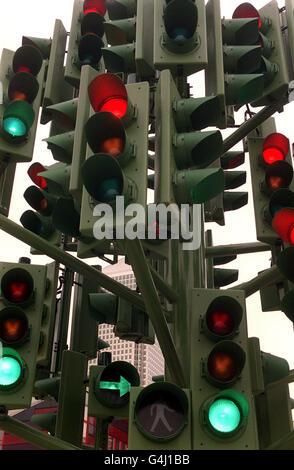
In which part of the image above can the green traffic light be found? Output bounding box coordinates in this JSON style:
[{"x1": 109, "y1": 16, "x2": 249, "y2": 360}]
[
  {"x1": 208, "y1": 398, "x2": 241, "y2": 433},
  {"x1": 3, "y1": 117, "x2": 27, "y2": 137},
  {"x1": 0, "y1": 351, "x2": 23, "y2": 388}
]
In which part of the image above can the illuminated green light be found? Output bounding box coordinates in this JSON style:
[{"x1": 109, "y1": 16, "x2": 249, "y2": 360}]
[
  {"x1": 3, "y1": 117, "x2": 27, "y2": 137},
  {"x1": 208, "y1": 398, "x2": 241, "y2": 433},
  {"x1": 0, "y1": 355, "x2": 22, "y2": 387}
]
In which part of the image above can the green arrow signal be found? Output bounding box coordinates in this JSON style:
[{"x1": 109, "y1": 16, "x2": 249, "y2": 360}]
[{"x1": 100, "y1": 375, "x2": 131, "y2": 397}]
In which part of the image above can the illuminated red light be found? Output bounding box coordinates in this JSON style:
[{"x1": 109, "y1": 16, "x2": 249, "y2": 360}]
[
  {"x1": 206, "y1": 310, "x2": 235, "y2": 336},
  {"x1": 272, "y1": 208, "x2": 294, "y2": 245},
  {"x1": 88, "y1": 73, "x2": 128, "y2": 118},
  {"x1": 4, "y1": 281, "x2": 31, "y2": 304},
  {"x1": 14, "y1": 65, "x2": 31, "y2": 73},
  {"x1": 262, "y1": 133, "x2": 289, "y2": 165},
  {"x1": 83, "y1": 0, "x2": 106, "y2": 16},
  {"x1": 28, "y1": 163, "x2": 47, "y2": 189},
  {"x1": 232, "y1": 3, "x2": 261, "y2": 29},
  {"x1": 208, "y1": 351, "x2": 238, "y2": 382}
]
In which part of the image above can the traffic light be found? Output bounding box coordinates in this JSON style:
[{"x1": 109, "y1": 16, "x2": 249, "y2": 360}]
[
  {"x1": 88, "y1": 360, "x2": 140, "y2": 419},
  {"x1": 89, "y1": 291, "x2": 155, "y2": 344},
  {"x1": 127, "y1": 382, "x2": 192, "y2": 450},
  {"x1": 20, "y1": 162, "x2": 62, "y2": 248},
  {"x1": 248, "y1": 337, "x2": 292, "y2": 449},
  {"x1": 103, "y1": 0, "x2": 155, "y2": 79},
  {"x1": 232, "y1": 1, "x2": 290, "y2": 107},
  {"x1": 37, "y1": 262, "x2": 59, "y2": 368},
  {"x1": 155, "y1": 69, "x2": 225, "y2": 206},
  {"x1": 0, "y1": 261, "x2": 47, "y2": 409},
  {"x1": 65, "y1": 0, "x2": 106, "y2": 87},
  {"x1": 204, "y1": 151, "x2": 248, "y2": 226},
  {"x1": 0, "y1": 45, "x2": 46, "y2": 162},
  {"x1": 247, "y1": 117, "x2": 294, "y2": 245},
  {"x1": 153, "y1": 0, "x2": 208, "y2": 76},
  {"x1": 205, "y1": 0, "x2": 264, "y2": 128},
  {"x1": 78, "y1": 72, "x2": 149, "y2": 254},
  {"x1": 190, "y1": 289, "x2": 259, "y2": 449}
]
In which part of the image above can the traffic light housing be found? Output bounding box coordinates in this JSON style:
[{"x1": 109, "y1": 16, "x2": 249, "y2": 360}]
[
  {"x1": 232, "y1": 1, "x2": 290, "y2": 107},
  {"x1": 128, "y1": 382, "x2": 192, "y2": 450},
  {"x1": 78, "y1": 72, "x2": 149, "y2": 257},
  {"x1": 204, "y1": 151, "x2": 248, "y2": 227},
  {"x1": 190, "y1": 289, "x2": 259, "y2": 449},
  {"x1": 0, "y1": 261, "x2": 47, "y2": 409},
  {"x1": 153, "y1": 0, "x2": 208, "y2": 76},
  {"x1": 65, "y1": 0, "x2": 106, "y2": 87},
  {"x1": 88, "y1": 360, "x2": 140, "y2": 419},
  {"x1": 0, "y1": 45, "x2": 46, "y2": 162},
  {"x1": 205, "y1": 0, "x2": 264, "y2": 128},
  {"x1": 155, "y1": 69, "x2": 225, "y2": 207},
  {"x1": 89, "y1": 291, "x2": 155, "y2": 344},
  {"x1": 103, "y1": 0, "x2": 155, "y2": 79},
  {"x1": 246, "y1": 117, "x2": 294, "y2": 245}
]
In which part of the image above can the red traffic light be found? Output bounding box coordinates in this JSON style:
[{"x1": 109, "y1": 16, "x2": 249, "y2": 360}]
[
  {"x1": 262, "y1": 133, "x2": 290, "y2": 165},
  {"x1": 206, "y1": 310, "x2": 236, "y2": 337},
  {"x1": 88, "y1": 73, "x2": 128, "y2": 118},
  {"x1": 27, "y1": 163, "x2": 47, "y2": 189},
  {"x1": 1, "y1": 268, "x2": 34, "y2": 305},
  {"x1": 272, "y1": 208, "x2": 294, "y2": 245},
  {"x1": 232, "y1": 3, "x2": 261, "y2": 29},
  {"x1": 83, "y1": 0, "x2": 106, "y2": 16}
]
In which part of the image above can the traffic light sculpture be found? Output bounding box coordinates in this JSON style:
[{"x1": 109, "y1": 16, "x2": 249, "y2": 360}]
[
  {"x1": 153, "y1": 0, "x2": 208, "y2": 76},
  {"x1": 0, "y1": 45, "x2": 46, "y2": 162},
  {"x1": 78, "y1": 72, "x2": 149, "y2": 258},
  {"x1": 0, "y1": 261, "x2": 47, "y2": 409},
  {"x1": 65, "y1": 0, "x2": 107, "y2": 87},
  {"x1": 232, "y1": 1, "x2": 289, "y2": 107},
  {"x1": 190, "y1": 289, "x2": 259, "y2": 449},
  {"x1": 205, "y1": 0, "x2": 264, "y2": 128},
  {"x1": 155, "y1": 69, "x2": 225, "y2": 207},
  {"x1": 247, "y1": 117, "x2": 294, "y2": 245}
]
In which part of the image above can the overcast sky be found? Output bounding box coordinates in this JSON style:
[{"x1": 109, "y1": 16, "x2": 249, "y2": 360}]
[{"x1": 0, "y1": 0, "x2": 294, "y2": 395}]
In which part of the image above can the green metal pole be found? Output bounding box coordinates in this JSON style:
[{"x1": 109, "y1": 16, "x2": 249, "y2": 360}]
[
  {"x1": 125, "y1": 238, "x2": 186, "y2": 388},
  {"x1": 205, "y1": 242, "x2": 271, "y2": 258},
  {"x1": 229, "y1": 265, "x2": 285, "y2": 297},
  {"x1": 0, "y1": 409, "x2": 81, "y2": 450},
  {"x1": 0, "y1": 215, "x2": 145, "y2": 311},
  {"x1": 222, "y1": 100, "x2": 285, "y2": 154}
]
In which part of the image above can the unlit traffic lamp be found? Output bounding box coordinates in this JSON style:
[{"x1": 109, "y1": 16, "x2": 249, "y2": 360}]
[
  {"x1": 247, "y1": 117, "x2": 294, "y2": 244},
  {"x1": 190, "y1": 288, "x2": 259, "y2": 449},
  {"x1": 232, "y1": 1, "x2": 289, "y2": 107},
  {"x1": 153, "y1": 0, "x2": 207, "y2": 76},
  {"x1": 0, "y1": 262, "x2": 47, "y2": 409}
]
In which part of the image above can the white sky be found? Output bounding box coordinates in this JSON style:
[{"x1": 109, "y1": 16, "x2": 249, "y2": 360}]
[{"x1": 0, "y1": 0, "x2": 294, "y2": 395}]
